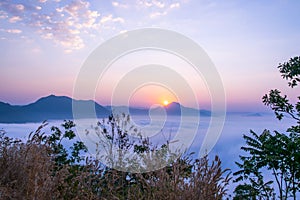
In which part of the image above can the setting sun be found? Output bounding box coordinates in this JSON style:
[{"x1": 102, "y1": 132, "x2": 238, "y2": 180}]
[{"x1": 163, "y1": 100, "x2": 169, "y2": 106}]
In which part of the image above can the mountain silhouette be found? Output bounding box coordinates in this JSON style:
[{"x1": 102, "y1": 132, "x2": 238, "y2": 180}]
[
  {"x1": 164, "y1": 102, "x2": 181, "y2": 115},
  {"x1": 0, "y1": 95, "x2": 110, "y2": 123},
  {"x1": 163, "y1": 102, "x2": 211, "y2": 116},
  {"x1": 109, "y1": 102, "x2": 211, "y2": 117},
  {"x1": 0, "y1": 96, "x2": 211, "y2": 123}
]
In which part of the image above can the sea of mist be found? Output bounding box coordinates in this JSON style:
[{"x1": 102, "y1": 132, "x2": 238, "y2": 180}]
[{"x1": 0, "y1": 113, "x2": 295, "y2": 169}]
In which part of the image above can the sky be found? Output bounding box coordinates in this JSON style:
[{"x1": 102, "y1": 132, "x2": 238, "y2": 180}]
[{"x1": 0, "y1": 0, "x2": 300, "y2": 111}]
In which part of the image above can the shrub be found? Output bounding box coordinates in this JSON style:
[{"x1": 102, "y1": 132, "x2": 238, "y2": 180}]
[{"x1": 0, "y1": 116, "x2": 231, "y2": 199}]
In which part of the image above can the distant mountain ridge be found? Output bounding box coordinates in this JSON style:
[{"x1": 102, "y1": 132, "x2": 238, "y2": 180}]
[
  {"x1": 0, "y1": 95, "x2": 110, "y2": 123},
  {"x1": 162, "y1": 102, "x2": 211, "y2": 116},
  {"x1": 0, "y1": 95, "x2": 211, "y2": 123},
  {"x1": 108, "y1": 102, "x2": 211, "y2": 117}
]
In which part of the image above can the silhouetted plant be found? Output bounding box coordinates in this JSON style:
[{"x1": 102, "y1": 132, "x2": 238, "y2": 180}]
[
  {"x1": 92, "y1": 113, "x2": 177, "y2": 173},
  {"x1": 234, "y1": 56, "x2": 300, "y2": 200},
  {"x1": 0, "y1": 115, "x2": 231, "y2": 199}
]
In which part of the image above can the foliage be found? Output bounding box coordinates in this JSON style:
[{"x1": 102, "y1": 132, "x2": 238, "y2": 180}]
[
  {"x1": 0, "y1": 115, "x2": 231, "y2": 199},
  {"x1": 92, "y1": 113, "x2": 177, "y2": 172},
  {"x1": 234, "y1": 56, "x2": 300, "y2": 200},
  {"x1": 278, "y1": 56, "x2": 300, "y2": 88},
  {"x1": 233, "y1": 183, "x2": 260, "y2": 200}
]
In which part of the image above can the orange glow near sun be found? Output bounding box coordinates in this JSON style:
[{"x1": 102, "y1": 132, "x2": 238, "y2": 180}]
[
  {"x1": 163, "y1": 100, "x2": 169, "y2": 106},
  {"x1": 125, "y1": 84, "x2": 178, "y2": 108}
]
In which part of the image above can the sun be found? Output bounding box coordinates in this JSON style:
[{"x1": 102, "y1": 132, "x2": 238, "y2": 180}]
[{"x1": 163, "y1": 100, "x2": 169, "y2": 106}]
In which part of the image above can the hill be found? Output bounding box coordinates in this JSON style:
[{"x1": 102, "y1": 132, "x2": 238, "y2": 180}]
[
  {"x1": 109, "y1": 102, "x2": 211, "y2": 117},
  {"x1": 0, "y1": 95, "x2": 110, "y2": 123}
]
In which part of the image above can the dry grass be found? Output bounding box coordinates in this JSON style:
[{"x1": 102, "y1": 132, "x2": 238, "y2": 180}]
[{"x1": 0, "y1": 120, "x2": 231, "y2": 200}]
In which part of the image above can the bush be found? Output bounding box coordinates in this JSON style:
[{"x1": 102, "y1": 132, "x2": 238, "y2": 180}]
[{"x1": 0, "y1": 116, "x2": 231, "y2": 199}]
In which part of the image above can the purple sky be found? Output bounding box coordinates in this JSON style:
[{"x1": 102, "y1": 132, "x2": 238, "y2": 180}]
[{"x1": 0, "y1": 0, "x2": 299, "y2": 112}]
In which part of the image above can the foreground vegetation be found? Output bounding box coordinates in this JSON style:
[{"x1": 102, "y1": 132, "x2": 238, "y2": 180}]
[
  {"x1": 0, "y1": 118, "x2": 231, "y2": 199},
  {"x1": 234, "y1": 56, "x2": 300, "y2": 199}
]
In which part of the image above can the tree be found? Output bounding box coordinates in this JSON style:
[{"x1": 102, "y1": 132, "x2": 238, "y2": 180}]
[
  {"x1": 233, "y1": 183, "x2": 260, "y2": 200},
  {"x1": 234, "y1": 56, "x2": 300, "y2": 200}
]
